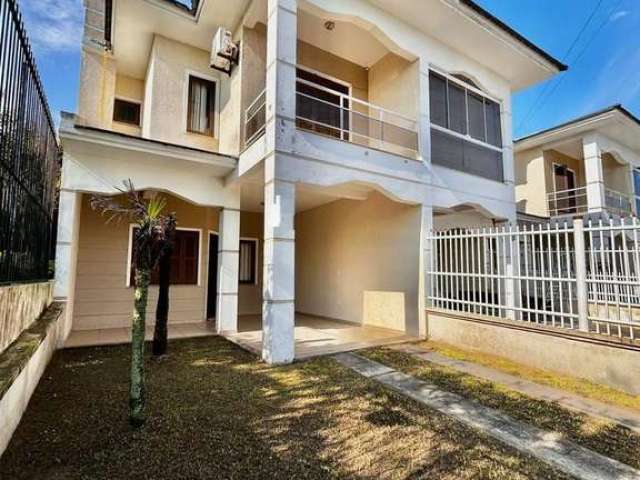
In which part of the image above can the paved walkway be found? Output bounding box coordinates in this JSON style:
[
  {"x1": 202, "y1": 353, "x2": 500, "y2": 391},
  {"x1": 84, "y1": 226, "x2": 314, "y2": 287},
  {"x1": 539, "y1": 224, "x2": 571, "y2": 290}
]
[
  {"x1": 335, "y1": 352, "x2": 640, "y2": 480},
  {"x1": 390, "y1": 343, "x2": 640, "y2": 433}
]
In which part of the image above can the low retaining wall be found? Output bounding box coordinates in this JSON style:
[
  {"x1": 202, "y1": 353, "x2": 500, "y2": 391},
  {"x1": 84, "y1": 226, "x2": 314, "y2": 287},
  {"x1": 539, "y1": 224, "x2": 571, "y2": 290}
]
[
  {"x1": 0, "y1": 282, "x2": 53, "y2": 354},
  {"x1": 426, "y1": 309, "x2": 640, "y2": 395},
  {"x1": 0, "y1": 302, "x2": 64, "y2": 456}
]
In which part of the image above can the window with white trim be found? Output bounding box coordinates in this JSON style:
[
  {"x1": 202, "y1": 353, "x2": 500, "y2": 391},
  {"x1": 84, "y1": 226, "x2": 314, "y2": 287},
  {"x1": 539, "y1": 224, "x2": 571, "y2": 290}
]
[
  {"x1": 429, "y1": 70, "x2": 503, "y2": 182},
  {"x1": 634, "y1": 167, "x2": 640, "y2": 214},
  {"x1": 187, "y1": 75, "x2": 216, "y2": 136}
]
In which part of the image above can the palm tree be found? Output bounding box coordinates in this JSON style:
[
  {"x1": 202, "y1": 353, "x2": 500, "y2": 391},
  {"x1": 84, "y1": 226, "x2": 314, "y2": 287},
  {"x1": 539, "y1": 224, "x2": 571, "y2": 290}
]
[
  {"x1": 153, "y1": 214, "x2": 176, "y2": 357},
  {"x1": 91, "y1": 180, "x2": 172, "y2": 426}
]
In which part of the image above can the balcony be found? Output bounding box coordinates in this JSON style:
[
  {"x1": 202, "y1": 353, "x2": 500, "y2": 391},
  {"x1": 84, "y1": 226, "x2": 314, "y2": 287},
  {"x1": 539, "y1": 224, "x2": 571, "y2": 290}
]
[
  {"x1": 547, "y1": 187, "x2": 634, "y2": 217},
  {"x1": 294, "y1": 71, "x2": 419, "y2": 159},
  {"x1": 244, "y1": 89, "x2": 266, "y2": 149}
]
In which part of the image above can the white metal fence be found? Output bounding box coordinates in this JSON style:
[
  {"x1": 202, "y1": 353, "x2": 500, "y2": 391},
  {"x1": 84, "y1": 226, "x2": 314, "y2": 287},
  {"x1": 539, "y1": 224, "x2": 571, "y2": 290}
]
[{"x1": 427, "y1": 216, "x2": 640, "y2": 340}]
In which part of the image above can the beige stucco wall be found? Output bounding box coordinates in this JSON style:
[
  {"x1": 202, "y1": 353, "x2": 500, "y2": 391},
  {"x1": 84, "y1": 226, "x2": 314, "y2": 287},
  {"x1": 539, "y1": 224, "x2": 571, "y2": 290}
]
[
  {"x1": 515, "y1": 147, "x2": 548, "y2": 216},
  {"x1": 77, "y1": 48, "x2": 116, "y2": 129},
  {"x1": 602, "y1": 153, "x2": 632, "y2": 193},
  {"x1": 297, "y1": 41, "x2": 368, "y2": 101},
  {"x1": 295, "y1": 192, "x2": 422, "y2": 335},
  {"x1": 142, "y1": 35, "x2": 235, "y2": 153},
  {"x1": 239, "y1": 23, "x2": 267, "y2": 149},
  {"x1": 368, "y1": 53, "x2": 419, "y2": 121},
  {"x1": 427, "y1": 311, "x2": 640, "y2": 395},
  {"x1": 72, "y1": 194, "x2": 263, "y2": 330},
  {"x1": 73, "y1": 194, "x2": 218, "y2": 330}
]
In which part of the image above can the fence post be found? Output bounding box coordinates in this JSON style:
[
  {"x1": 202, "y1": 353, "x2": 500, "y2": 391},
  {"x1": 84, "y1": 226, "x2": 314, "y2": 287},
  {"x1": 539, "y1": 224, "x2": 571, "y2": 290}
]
[{"x1": 573, "y1": 218, "x2": 589, "y2": 331}]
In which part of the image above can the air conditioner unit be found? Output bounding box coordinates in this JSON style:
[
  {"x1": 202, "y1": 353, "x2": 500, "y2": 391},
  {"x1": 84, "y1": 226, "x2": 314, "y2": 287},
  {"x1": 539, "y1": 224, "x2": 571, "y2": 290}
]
[{"x1": 210, "y1": 27, "x2": 239, "y2": 75}]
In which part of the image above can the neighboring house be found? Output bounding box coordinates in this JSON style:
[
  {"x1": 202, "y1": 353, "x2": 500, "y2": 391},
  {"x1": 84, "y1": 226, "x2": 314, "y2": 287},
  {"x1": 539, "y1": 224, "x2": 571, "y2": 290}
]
[
  {"x1": 515, "y1": 105, "x2": 640, "y2": 220},
  {"x1": 55, "y1": 0, "x2": 563, "y2": 364}
]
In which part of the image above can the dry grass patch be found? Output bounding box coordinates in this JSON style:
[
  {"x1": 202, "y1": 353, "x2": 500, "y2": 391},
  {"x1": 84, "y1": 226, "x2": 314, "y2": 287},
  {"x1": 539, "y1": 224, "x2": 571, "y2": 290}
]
[
  {"x1": 361, "y1": 346, "x2": 640, "y2": 470},
  {"x1": 420, "y1": 340, "x2": 640, "y2": 412},
  {"x1": 0, "y1": 337, "x2": 569, "y2": 480}
]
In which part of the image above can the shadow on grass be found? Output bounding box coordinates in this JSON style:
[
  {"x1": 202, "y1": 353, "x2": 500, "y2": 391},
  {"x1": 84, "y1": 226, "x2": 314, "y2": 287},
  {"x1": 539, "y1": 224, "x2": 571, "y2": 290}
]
[
  {"x1": 362, "y1": 347, "x2": 640, "y2": 470},
  {"x1": 0, "y1": 337, "x2": 570, "y2": 480}
]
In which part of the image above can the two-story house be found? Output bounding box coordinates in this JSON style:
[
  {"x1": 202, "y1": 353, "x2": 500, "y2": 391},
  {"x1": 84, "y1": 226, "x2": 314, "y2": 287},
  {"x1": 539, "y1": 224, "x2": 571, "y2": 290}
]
[
  {"x1": 515, "y1": 105, "x2": 640, "y2": 220},
  {"x1": 55, "y1": 0, "x2": 564, "y2": 364}
]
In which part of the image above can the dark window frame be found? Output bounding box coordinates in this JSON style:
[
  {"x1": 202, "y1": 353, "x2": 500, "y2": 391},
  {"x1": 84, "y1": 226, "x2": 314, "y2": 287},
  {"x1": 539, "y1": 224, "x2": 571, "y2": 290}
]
[
  {"x1": 429, "y1": 70, "x2": 504, "y2": 182},
  {"x1": 187, "y1": 75, "x2": 217, "y2": 136},
  {"x1": 113, "y1": 98, "x2": 141, "y2": 126},
  {"x1": 239, "y1": 238, "x2": 258, "y2": 284},
  {"x1": 129, "y1": 228, "x2": 200, "y2": 286}
]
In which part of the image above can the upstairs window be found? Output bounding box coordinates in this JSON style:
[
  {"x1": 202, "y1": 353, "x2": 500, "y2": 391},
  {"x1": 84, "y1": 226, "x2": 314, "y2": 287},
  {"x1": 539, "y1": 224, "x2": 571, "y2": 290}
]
[
  {"x1": 187, "y1": 76, "x2": 216, "y2": 136},
  {"x1": 113, "y1": 99, "x2": 141, "y2": 126},
  {"x1": 429, "y1": 71, "x2": 503, "y2": 182}
]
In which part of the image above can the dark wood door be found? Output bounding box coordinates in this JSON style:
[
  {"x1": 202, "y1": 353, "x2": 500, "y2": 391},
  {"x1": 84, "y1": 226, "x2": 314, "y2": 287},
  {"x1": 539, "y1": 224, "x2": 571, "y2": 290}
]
[{"x1": 207, "y1": 234, "x2": 219, "y2": 319}]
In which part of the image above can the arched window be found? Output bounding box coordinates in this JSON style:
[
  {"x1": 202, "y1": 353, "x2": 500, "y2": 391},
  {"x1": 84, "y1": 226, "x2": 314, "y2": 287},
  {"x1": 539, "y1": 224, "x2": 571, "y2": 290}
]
[{"x1": 452, "y1": 73, "x2": 480, "y2": 89}]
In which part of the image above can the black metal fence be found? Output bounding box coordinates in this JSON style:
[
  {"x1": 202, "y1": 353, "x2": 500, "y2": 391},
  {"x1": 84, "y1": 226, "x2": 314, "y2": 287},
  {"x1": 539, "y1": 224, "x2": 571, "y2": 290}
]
[{"x1": 0, "y1": 0, "x2": 61, "y2": 284}]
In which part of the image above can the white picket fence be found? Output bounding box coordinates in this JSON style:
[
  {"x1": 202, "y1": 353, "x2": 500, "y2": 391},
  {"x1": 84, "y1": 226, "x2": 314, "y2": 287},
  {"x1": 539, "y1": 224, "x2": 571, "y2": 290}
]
[{"x1": 426, "y1": 216, "x2": 640, "y2": 340}]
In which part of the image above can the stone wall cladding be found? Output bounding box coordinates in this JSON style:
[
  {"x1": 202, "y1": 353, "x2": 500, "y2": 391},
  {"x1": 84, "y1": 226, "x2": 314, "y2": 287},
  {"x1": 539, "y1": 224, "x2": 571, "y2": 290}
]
[{"x1": 0, "y1": 282, "x2": 53, "y2": 355}]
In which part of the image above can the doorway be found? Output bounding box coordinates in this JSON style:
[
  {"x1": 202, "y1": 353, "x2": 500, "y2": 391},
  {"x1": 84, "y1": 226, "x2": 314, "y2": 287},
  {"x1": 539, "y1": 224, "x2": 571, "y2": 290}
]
[
  {"x1": 206, "y1": 232, "x2": 219, "y2": 319},
  {"x1": 553, "y1": 164, "x2": 577, "y2": 214}
]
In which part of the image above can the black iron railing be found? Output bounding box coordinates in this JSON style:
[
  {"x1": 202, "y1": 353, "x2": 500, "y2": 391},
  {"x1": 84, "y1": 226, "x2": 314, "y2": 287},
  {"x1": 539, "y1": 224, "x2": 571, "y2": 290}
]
[{"x1": 0, "y1": 0, "x2": 61, "y2": 283}]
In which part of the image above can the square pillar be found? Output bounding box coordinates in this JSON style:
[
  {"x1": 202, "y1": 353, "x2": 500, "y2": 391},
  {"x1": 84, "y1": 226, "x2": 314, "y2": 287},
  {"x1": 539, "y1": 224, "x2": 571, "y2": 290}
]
[
  {"x1": 265, "y1": 0, "x2": 297, "y2": 151},
  {"x1": 262, "y1": 171, "x2": 296, "y2": 364},
  {"x1": 216, "y1": 208, "x2": 240, "y2": 334},
  {"x1": 418, "y1": 204, "x2": 433, "y2": 338},
  {"x1": 54, "y1": 189, "x2": 82, "y2": 346},
  {"x1": 500, "y1": 224, "x2": 518, "y2": 320},
  {"x1": 501, "y1": 97, "x2": 515, "y2": 188},
  {"x1": 583, "y1": 137, "x2": 605, "y2": 213},
  {"x1": 417, "y1": 61, "x2": 431, "y2": 165}
]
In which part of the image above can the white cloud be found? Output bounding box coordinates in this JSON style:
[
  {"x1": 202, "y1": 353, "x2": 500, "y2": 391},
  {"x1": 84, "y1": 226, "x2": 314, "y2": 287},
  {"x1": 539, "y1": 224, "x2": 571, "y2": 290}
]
[
  {"x1": 18, "y1": 0, "x2": 83, "y2": 52},
  {"x1": 609, "y1": 10, "x2": 630, "y2": 22}
]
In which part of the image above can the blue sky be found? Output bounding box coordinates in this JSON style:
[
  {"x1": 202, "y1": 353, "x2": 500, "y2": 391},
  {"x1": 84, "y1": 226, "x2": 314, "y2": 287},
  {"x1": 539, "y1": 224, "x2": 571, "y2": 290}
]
[{"x1": 18, "y1": 0, "x2": 640, "y2": 138}]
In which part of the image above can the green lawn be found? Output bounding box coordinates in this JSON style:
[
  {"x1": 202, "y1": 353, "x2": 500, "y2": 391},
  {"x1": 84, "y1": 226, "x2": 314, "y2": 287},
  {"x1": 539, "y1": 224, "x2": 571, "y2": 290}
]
[
  {"x1": 361, "y1": 346, "x2": 640, "y2": 470},
  {"x1": 0, "y1": 337, "x2": 569, "y2": 479}
]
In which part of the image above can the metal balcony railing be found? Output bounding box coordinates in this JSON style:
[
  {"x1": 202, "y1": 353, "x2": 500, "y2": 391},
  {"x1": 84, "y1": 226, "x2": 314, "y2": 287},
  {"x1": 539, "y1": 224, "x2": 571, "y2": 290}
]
[
  {"x1": 295, "y1": 76, "x2": 419, "y2": 158},
  {"x1": 605, "y1": 188, "x2": 634, "y2": 217},
  {"x1": 547, "y1": 187, "x2": 588, "y2": 217},
  {"x1": 547, "y1": 186, "x2": 635, "y2": 218},
  {"x1": 244, "y1": 89, "x2": 266, "y2": 148}
]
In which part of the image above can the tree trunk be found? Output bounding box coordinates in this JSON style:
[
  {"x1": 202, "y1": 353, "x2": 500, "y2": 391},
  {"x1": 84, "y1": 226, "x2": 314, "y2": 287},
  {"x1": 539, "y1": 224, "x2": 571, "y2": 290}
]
[
  {"x1": 130, "y1": 268, "x2": 150, "y2": 427},
  {"x1": 153, "y1": 246, "x2": 172, "y2": 356}
]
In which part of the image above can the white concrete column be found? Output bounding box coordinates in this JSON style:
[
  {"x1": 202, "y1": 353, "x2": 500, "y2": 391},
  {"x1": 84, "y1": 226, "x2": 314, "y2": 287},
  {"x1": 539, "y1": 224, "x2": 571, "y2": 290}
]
[
  {"x1": 500, "y1": 223, "x2": 518, "y2": 320},
  {"x1": 418, "y1": 204, "x2": 433, "y2": 338},
  {"x1": 262, "y1": 163, "x2": 296, "y2": 364},
  {"x1": 417, "y1": 60, "x2": 431, "y2": 166},
  {"x1": 265, "y1": 0, "x2": 297, "y2": 152},
  {"x1": 583, "y1": 136, "x2": 605, "y2": 213},
  {"x1": 53, "y1": 189, "x2": 82, "y2": 346},
  {"x1": 216, "y1": 208, "x2": 240, "y2": 334},
  {"x1": 501, "y1": 96, "x2": 515, "y2": 188},
  {"x1": 261, "y1": 0, "x2": 297, "y2": 364},
  {"x1": 628, "y1": 164, "x2": 638, "y2": 216}
]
